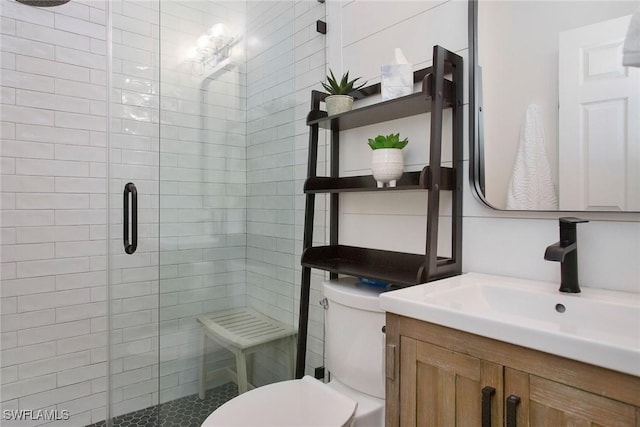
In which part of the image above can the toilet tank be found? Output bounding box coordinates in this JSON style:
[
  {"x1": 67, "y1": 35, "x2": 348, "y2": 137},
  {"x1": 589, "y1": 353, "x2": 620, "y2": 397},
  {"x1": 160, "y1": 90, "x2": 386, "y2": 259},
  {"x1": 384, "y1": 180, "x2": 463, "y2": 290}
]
[{"x1": 323, "y1": 278, "x2": 386, "y2": 399}]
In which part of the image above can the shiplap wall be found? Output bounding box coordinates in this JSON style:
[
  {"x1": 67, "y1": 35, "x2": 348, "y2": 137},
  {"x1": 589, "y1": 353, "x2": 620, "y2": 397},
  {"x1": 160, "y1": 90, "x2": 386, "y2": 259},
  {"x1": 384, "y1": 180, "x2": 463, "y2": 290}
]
[{"x1": 327, "y1": 0, "x2": 640, "y2": 301}]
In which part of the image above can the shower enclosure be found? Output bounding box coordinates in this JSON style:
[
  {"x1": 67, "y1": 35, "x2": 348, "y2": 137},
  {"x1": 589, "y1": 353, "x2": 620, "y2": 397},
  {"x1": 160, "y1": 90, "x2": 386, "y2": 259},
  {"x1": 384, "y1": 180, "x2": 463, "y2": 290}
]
[{"x1": 0, "y1": 0, "x2": 326, "y2": 425}]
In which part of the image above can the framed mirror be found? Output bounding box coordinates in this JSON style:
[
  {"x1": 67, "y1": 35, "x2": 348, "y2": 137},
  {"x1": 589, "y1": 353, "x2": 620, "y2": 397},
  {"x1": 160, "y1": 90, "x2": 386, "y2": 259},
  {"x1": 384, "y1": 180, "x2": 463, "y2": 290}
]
[{"x1": 469, "y1": 0, "x2": 640, "y2": 212}]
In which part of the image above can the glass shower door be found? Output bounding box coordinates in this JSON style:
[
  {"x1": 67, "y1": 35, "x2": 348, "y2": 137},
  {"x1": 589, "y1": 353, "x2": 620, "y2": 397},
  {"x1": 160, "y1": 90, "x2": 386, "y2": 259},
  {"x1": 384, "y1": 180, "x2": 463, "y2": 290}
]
[
  {"x1": 107, "y1": 0, "x2": 300, "y2": 424},
  {"x1": 157, "y1": 0, "x2": 298, "y2": 422},
  {"x1": 108, "y1": 0, "x2": 161, "y2": 423},
  {"x1": 0, "y1": 0, "x2": 306, "y2": 424}
]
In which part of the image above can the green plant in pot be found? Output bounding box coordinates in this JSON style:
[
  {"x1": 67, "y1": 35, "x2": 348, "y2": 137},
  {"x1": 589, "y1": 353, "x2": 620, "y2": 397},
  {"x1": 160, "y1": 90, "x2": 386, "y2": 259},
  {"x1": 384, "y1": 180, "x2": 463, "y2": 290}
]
[
  {"x1": 368, "y1": 133, "x2": 409, "y2": 188},
  {"x1": 322, "y1": 69, "x2": 367, "y2": 116}
]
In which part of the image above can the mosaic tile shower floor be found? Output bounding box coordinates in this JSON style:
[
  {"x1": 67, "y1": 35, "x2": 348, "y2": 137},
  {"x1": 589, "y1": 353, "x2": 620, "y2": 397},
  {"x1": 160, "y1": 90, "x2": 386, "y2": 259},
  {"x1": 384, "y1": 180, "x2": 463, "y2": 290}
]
[{"x1": 87, "y1": 382, "x2": 238, "y2": 427}]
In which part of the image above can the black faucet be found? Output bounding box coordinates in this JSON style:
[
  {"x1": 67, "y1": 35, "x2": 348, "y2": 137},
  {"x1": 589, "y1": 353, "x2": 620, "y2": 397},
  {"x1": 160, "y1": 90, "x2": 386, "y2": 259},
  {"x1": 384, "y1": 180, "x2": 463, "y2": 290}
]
[{"x1": 544, "y1": 217, "x2": 589, "y2": 293}]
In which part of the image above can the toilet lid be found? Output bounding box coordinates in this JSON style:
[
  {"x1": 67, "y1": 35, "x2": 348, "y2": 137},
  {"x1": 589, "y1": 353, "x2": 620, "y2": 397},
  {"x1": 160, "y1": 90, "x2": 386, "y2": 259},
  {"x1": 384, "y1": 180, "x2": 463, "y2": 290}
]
[{"x1": 201, "y1": 376, "x2": 357, "y2": 427}]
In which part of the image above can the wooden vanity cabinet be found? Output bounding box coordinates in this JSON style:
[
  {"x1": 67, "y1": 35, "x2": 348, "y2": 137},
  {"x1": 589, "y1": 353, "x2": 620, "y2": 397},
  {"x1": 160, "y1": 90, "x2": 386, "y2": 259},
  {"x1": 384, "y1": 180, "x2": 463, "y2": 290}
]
[
  {"x1": 385, "y1": 313, "x2": 640, "y2": 427},
  {"x1": 506, "y1": 368, "x2": 638, "y2": 426}
]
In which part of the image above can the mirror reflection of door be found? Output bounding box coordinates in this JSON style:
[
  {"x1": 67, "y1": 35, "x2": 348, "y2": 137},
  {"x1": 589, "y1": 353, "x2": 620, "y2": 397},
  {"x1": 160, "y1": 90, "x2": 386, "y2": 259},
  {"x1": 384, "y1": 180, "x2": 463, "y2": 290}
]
[
  {"x1": 559, "y1": 15, "x2": 640, "y2": 211},
  {"x1": 474, "y1": 0, "x2": 640, "y2": 212}
]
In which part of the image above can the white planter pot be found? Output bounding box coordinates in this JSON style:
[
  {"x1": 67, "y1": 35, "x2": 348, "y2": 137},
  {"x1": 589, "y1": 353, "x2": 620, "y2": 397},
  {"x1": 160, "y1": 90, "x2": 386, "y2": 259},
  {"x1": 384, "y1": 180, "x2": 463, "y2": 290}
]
[
  {"x1": 372, "y1": 148, "x2": 404, "y2": 187},
  {"x1": 325, "y1": 95, "x2": 354, "y2": 116}
]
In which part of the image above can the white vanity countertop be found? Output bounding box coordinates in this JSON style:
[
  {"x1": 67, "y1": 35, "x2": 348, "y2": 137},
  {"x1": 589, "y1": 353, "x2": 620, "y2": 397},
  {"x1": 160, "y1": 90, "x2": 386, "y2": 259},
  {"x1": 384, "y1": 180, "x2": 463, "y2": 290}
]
[{"x1": 379, "y1": 272, "x2": 640, "y2": 377}]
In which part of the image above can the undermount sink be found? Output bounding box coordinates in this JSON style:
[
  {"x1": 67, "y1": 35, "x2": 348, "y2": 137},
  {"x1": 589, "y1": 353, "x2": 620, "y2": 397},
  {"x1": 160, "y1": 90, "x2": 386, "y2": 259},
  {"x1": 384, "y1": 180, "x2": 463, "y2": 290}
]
[{"x1": 379, "y1": 272, "x2": 640, "y2": 377}]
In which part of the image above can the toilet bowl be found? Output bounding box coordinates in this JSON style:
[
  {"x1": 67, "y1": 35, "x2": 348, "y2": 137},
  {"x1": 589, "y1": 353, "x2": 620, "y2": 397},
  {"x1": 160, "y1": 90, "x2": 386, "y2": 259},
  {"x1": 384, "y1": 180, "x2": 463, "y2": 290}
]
[
  {"x1": 325, "y1": 378, "x2": 385, "y2": 427},
  {"x1": 200, "y1": 278, "x2": 386, "y2": 427}
]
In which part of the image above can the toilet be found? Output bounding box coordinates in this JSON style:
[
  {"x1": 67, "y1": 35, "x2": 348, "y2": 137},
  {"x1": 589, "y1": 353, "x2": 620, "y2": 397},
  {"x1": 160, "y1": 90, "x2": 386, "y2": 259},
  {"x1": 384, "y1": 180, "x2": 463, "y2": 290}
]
[{"x1": 201, "y1": 278, "x2": 386, "y2": 427}]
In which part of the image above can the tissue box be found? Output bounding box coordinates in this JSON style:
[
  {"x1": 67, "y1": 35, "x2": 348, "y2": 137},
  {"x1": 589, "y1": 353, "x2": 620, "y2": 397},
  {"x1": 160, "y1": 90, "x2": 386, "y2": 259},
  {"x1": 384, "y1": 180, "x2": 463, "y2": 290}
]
[{"x1": 381, "y1": 63, "x2": 412, "y2": 101}]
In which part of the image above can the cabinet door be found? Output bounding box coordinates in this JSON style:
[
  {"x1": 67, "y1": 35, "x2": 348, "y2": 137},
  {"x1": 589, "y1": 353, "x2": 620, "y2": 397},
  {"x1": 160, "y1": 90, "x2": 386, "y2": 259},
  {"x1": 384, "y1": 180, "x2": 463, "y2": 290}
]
[
  {"x1": 505, "y1": 368, "x2": 637, "y2": 427},
  {"x1": 400, "y1": 336, "x2": 503, "y2": 427}
]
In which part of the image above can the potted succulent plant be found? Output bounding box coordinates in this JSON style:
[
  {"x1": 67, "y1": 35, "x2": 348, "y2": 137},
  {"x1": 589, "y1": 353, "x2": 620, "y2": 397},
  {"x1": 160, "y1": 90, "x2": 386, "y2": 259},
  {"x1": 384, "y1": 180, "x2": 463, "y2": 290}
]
[
  {"x1": 322, "y1": 69, "x2": 367, "y2": 116},
  {"x1": 368, "y1": 133, "x2": 409, "y2": 188}
]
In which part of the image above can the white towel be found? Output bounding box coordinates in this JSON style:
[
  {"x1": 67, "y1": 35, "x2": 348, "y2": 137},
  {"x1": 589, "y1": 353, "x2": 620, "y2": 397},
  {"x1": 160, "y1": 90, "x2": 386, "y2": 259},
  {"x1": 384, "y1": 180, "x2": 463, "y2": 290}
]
[
  {"x1": 506, "y1": 104, "x2": 558, "y2": 210},
  {"x1": 623, "y1": 7, "x2": 640, "y2": 67}
]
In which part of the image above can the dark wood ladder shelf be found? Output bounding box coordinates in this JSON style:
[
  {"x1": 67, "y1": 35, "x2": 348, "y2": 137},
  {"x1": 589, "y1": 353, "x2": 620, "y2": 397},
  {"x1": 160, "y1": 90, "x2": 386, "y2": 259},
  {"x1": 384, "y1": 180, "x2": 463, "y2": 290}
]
[
  {"x1": 295, "y1": 46, "x2": 464, "y2": 378},
  {"x1": 303, "y1": 167, "x2": 456, "y2": 193},
  {"x1": 302, "y1": 245, "x2": 455, "y2": 287},
  {"x1": 306, "y1": 77, "x2": 454, "y2": 131}
]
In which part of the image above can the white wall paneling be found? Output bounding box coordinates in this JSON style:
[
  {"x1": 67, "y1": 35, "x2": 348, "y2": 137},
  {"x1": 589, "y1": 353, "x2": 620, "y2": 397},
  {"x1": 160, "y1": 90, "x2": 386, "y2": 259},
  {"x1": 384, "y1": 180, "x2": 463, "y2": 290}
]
[{"x1": 326, "y1": 0, "x2": 639, "y2": 301}]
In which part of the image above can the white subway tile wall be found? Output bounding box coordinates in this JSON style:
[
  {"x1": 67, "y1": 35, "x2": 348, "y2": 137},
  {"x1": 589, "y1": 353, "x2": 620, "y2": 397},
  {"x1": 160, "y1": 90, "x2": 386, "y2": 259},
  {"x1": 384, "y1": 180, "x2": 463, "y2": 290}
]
[
  {"x1": 245, "y1": 0, "x2": 296, "y2": 387},
  {"x1": 156, "y1": 0, "x2": 248, "y2": 408},
  {"x1": 1, "y1": 1, "x2": 109, "y2": 426},
  {"x1": 2, "y1": 0, "x2": 327, "y2": 425}
]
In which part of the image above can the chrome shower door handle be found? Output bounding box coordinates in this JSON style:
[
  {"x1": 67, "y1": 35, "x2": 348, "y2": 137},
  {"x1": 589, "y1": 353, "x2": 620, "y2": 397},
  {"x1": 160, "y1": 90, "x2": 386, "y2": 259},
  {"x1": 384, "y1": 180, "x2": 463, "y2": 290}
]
[{"x1": 123, "y1": 182, "x2": 138, "y2": 254}]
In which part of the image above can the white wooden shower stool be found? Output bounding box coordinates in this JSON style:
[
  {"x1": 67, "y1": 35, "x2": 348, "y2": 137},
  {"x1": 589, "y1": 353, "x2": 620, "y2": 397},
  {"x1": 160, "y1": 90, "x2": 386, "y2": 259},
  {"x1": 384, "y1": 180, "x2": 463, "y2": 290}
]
[{"x1": 197, "y1": 307, "x2": 296, "y2": 398}]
